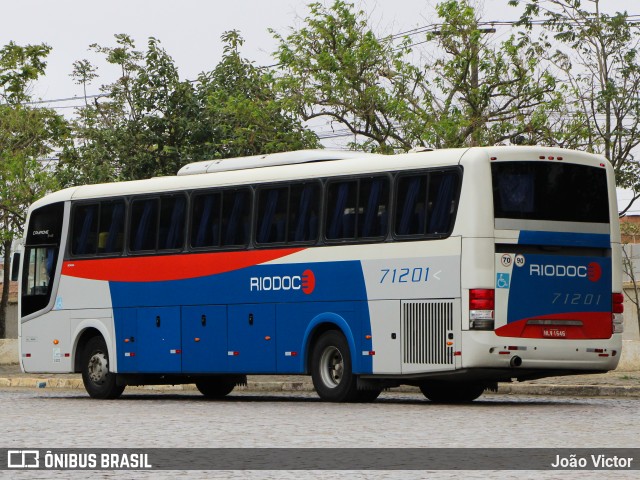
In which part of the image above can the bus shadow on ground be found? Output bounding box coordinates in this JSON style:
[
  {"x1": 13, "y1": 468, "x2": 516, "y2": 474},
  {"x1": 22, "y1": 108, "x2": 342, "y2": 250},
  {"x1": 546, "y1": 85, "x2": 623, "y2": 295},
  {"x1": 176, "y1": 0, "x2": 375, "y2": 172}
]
[{"x1": 35, "y1": 391, "x2": 581, "y2": 407}]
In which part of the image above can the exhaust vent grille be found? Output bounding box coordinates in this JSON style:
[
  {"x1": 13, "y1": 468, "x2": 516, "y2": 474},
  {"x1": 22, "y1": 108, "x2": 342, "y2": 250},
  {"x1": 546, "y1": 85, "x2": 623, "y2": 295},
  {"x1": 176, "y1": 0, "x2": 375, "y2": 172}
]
[{"x1": 402, "y1": 300, "x2": 454, "y2": 365}]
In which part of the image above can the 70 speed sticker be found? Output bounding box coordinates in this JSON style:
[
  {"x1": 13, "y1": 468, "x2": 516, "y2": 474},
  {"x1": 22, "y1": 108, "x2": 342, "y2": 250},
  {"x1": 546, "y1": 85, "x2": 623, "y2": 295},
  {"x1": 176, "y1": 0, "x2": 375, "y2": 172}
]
[{"x1": 500, "y1": 254, "x2": 526, "y2": 268}]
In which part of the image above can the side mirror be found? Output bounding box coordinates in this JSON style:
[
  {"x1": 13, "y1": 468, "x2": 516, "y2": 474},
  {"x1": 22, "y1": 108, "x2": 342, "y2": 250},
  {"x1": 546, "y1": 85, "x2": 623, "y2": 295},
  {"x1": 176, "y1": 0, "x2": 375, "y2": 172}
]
[{"x1": 10, "y1": 252, "x2": 20, "y2": 282}]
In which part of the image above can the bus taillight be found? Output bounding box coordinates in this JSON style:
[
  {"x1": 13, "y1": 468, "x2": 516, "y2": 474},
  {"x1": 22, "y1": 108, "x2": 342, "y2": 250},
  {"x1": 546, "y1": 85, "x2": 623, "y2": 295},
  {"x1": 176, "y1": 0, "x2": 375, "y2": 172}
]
[
  {"x1": 612, "y1": 293, "x2": 624, "y2": 333},
  {"x1": 470, "y1": 289, "x2": 495, "y2": 330}
]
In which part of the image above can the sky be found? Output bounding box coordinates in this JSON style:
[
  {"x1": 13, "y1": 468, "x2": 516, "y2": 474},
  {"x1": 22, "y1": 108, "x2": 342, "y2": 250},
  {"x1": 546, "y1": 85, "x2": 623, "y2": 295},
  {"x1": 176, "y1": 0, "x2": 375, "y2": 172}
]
[
  {"x1": 2, "y1": 0, "x2": 640, "y2": 210},
  {"x1": 2, "y1": 0, "x2": 637, "y2": 102}
]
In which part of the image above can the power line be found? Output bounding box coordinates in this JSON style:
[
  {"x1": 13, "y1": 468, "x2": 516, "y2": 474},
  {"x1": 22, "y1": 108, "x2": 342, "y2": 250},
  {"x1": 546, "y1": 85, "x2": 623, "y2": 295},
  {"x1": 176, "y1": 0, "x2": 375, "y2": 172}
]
[{"x1": 7, "y1": 12, "x2": 640, "y2": 109}]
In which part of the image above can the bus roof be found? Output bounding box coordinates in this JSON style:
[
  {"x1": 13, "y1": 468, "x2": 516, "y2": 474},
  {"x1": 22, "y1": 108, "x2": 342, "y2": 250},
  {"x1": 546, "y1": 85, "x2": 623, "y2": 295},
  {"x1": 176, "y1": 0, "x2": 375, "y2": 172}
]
[
  {"x1": 29, "y1": 146, "x2": 609, "y2": 208},
  {"x1": 176, "y1": 149, "x2": 384, "y2": 175}
]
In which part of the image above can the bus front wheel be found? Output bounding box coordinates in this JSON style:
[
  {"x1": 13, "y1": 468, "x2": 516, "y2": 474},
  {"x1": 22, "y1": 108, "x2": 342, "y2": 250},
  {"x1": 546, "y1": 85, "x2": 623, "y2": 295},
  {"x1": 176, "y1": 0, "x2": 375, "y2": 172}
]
[
  {"x1": 419, "y1": 382, "x2": 485, "y2": 403},
  {"x1": 311, "y1": 330, "x2": 360, "y2": 402},
  {"x1": 81, "y1": 336, "x2": 125, "y2": 399}
]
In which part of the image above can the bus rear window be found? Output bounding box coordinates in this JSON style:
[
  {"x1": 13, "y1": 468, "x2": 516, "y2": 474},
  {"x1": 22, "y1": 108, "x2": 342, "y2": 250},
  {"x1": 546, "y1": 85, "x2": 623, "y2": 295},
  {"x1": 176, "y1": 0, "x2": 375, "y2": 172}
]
[{"x1": 491, "y1": 162, "x2": 609, "y2": 223}]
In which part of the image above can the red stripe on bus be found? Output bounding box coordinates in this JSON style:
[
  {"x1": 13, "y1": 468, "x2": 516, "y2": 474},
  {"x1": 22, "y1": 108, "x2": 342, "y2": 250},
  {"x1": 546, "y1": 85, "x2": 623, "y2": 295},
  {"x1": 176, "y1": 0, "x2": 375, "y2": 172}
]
[
  {"x1": 62, "y1": 248, "x2": 304, "y2": 282},
  {"x1": 494, "y1": 312, "x2": 612, "y2": 339}
]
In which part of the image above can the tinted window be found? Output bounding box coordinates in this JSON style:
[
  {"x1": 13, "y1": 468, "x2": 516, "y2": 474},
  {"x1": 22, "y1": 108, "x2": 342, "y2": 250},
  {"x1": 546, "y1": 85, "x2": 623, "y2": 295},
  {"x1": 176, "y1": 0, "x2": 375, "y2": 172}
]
[
  {"x1": 256, "y1": 186, "x2": 289, "y2": 244},
  {"x1": 158, "y1": 196, "x2": 186, "y2": 250},
  {"x1": 130, "y1": 199, "x2": 158, "y2": 252},
  {"x1": 221, "y1": 189, "x2": 251, "y2": 247},
  {"x1": 71, "y1": 200, "x2": 125, "y2": 256},
  {"x1": 326, "y1": 176, "x2": 389, "y2": 241},
  {"x1": 395, "y1": 171, "x2": 459, "y2": 236},
  {"x1": 255, "y1": 182, "x2": 321, "y2": 245},
  {"x1": 100, "y1": 201, "x2": 125, "y2": 254},
  {"x1": 71, "y1": 204, "x2": 99, "y2": 255},
  {"x1": 191, "y1": 192, "x2": 222, "y2": 248},
  {"x1": 288, "y1": 183, "x2": 320, "y2": 243},
  {"x1": 492, "y1": 162, "x2": 609, "y2": 223}
]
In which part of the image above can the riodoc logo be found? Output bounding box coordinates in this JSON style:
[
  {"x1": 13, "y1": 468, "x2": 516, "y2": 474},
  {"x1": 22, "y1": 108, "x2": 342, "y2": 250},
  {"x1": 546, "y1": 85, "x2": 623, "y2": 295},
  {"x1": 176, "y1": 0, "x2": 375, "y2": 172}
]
[
  {"x1": 250, "y1": 269, "x2": 316, "y2": 294},
  {"x1": 587, "y1": 262, "x2": 602, "y2": 282},
  {"x1": 301, "y1": 269, "x2": 315, "y2": 294},
  {"x1": 529, "y1": 262, "x2": 602, "y2": 282}
]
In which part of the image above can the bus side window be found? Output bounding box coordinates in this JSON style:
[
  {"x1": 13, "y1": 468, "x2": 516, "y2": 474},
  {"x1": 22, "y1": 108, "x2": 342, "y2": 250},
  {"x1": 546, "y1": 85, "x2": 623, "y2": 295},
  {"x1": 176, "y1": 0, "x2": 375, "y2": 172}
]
[
  {"x1": 395, "y1": 175, "x2": 427, "y2": 236},
  {"x1": 326, "y1": 180, "x2": 357, "y2": 240},
  {"x1": 158, "y1": 195, "x2": 186, "y2": 250},
  {"x1": 427, "y1": 172, "x2": 457, "y2": 234},
  {"x1": 130, "y1": 198, "x2": 159, "y2": 252},
  {"x1": 256, "y1": 186, "x2": 288, "y2": 244},
  {"x1": 71, "y1": 204, "x2": 99, "y2": 255},
  {"x1": 289, "y1": 182, "x2": 320, "y2": 243},
  {"x1": 191, "y1": 192, "x2": 222, "y2": 248},
  {"x1": 221, "y1": 189, "x2": 251, "y2": 247},
  {"x1": 99, "y1": 201, "x2": 125, "y2": 254},
  {"x1": 359, "y1": 176, "x2": 389, "y2": 238}
]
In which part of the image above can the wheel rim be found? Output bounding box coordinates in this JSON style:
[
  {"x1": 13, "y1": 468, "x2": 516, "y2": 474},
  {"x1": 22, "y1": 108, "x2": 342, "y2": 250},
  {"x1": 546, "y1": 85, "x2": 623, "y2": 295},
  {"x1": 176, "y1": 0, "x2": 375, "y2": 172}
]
[
  {"x1": 319, "y1": 346, "x2": 344, "y2": 388},
  {"x1": 87, "y1": 351, "x2": 109, "y2": 385}
]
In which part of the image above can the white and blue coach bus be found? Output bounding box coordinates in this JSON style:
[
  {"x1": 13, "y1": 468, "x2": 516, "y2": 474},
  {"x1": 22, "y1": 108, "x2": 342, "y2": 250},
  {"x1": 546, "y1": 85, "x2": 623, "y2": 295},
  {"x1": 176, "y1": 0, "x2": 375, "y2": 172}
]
[{"x1": 17, "y1": 146, "x2": 623, "y2": 402}]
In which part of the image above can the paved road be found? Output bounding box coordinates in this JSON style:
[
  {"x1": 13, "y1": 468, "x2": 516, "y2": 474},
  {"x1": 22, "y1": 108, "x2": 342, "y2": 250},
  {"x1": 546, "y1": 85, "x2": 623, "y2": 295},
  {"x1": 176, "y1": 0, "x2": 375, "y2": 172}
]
[{"x1": 2, "y1": 388, "x2": 639, "y2": 479}]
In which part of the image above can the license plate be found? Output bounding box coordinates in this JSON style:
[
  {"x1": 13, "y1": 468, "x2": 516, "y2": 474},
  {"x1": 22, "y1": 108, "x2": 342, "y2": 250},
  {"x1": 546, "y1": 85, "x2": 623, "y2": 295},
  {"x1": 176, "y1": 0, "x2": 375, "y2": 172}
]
[{"x1": 543, "y1": 329, "x2": 567, "y2": 338}]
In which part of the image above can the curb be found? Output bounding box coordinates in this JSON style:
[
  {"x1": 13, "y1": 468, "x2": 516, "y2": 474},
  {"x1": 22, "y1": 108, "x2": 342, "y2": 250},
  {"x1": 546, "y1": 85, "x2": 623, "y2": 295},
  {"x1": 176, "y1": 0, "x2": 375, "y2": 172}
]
[{"x1": 2, "y1": 376, "x2": 640, "y2": 398}]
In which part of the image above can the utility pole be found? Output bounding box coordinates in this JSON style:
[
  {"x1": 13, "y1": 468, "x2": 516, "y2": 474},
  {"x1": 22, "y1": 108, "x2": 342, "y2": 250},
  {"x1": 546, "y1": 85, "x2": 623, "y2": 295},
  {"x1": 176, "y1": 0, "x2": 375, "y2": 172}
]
[
  {"x1": 431, "y1": 26, "x2": 496, "y2": 147},
  {"x1": 470, "y1": 28, "x2": 496, "y2": 147}
]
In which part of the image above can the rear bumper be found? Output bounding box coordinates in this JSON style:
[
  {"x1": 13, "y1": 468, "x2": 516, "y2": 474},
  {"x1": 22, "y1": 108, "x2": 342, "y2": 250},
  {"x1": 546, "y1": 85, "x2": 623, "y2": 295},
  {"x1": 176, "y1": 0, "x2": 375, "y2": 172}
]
[{"x1": 460, "y1": 331, "x2": 622, "y2": 372}]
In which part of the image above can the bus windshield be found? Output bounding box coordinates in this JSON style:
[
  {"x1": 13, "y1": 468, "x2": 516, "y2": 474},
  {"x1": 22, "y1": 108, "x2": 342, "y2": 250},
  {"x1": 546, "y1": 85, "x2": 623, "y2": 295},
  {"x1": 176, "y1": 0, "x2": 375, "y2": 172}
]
[{"x1": 491, "y1": 161, "x2": 609, "y2": 224}]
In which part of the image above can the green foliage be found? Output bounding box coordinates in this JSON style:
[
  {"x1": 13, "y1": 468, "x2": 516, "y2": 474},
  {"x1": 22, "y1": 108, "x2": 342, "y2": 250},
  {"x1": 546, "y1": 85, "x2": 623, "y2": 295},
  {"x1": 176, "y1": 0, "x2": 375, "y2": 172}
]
[
  {"x1": 59, "y1": 34, "x2": 199, "y2": 183},
  {"x1": 510, "y1": 0, "x2": 640, "y2": 213},
  {"x1": 0, "y1": 43, "x2": 66, "y2": 244},
  {"x1": 0, "y1": 42, "x2": 67, "y2": 337},
  {"x1": 59, "y1": 32, "x2": 318, "y2": 184},
  {"x1": 272, "y1": 0, "x2": 562, "y2": 152},
  {"x1": 194, "y1": 30, "x2": 319, "y2": 159},
  {"x1": 0, "y1": 41, "x2": 51, "y2": 104},
  {"x1": 272, "y1": 0, "x2": 418, "y2": 153}
]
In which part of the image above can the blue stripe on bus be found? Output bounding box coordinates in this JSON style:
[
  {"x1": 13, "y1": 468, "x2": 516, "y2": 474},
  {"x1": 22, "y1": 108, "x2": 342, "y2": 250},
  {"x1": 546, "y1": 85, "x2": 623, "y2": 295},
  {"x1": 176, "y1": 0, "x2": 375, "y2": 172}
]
[
  {"x1": 518, "y1": 231, "x2": 610, "y2": 248},
  {"x1": 109, "y1": 259, "x2": 373, "y2": 376}
]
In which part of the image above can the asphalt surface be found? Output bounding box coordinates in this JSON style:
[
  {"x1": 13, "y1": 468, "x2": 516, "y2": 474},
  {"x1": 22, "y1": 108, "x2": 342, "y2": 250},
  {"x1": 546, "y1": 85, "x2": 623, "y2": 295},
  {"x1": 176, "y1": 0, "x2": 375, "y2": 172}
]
[{"x1": 1, "y1": 364, "x2": 640, "y2": 397}]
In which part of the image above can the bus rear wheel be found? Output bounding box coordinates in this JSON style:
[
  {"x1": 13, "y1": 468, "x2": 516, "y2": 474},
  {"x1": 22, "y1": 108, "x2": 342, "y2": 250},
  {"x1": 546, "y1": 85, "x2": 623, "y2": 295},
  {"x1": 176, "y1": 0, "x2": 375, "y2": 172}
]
[
  {"x1": 419, "y1": 382, "x2": 485, "y2": 403},
  {"x1": 311, "y1": 330, "x2": 360, "y2": 402},
  {"x1": 81, "y1": 336, "x2": 125, "y2": 399},
  {"x1": 195, "y1": 377, "x2": 242, "y2": 399}
]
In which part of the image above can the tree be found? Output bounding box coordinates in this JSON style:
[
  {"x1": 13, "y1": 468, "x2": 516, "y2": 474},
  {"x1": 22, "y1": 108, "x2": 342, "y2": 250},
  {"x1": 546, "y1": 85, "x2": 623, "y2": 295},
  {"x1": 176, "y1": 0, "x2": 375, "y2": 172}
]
[
  {"x1": 193, "y1": 30, "x2": 319, "y2": 159},
  {"x1": 272, "y1": 0, "x2": 561, "y2": 152},
  {"x1": 272, "y1": 0, "x2": 418, "y2": 152},
  {"x1": 422, "y1": 0, "x2": 561, "y2": 148},
  {"x1": 510, "y1": 0, "x2": 640, "y2": 214},
  {"x1": 0, "y1": 42, "x2": 67, "y2": 338},
  {"x1": 59, "y1": 34, "x2": 201, "y2": 183},
  {"x1": 60, "y1": 32, "x2": 318, "y2": 184}
]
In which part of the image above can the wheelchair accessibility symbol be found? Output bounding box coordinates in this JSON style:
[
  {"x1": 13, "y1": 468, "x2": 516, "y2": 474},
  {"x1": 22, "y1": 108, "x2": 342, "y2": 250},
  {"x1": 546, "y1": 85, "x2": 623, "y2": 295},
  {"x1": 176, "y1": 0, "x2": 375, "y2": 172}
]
[{"x1": 496, "y1": 273, "x2": 510, "y2": 289}]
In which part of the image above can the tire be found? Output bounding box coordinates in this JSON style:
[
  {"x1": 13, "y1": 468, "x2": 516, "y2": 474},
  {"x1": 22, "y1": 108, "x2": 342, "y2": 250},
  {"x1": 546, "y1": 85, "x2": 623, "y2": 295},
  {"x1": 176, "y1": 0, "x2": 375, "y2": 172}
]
[
  {"x1": 311, "y1": 330, "x2": 359, "y2": 402},
  {"x1": 81, "y1": 336, "x2": 125, "y2": 399},
  {"x1": 419, "y1": 382, "x2": 485, "y2": 403},
  {"x1": 354, "y1": 388, "x2": 382, "y2": 403},
  {"x1": 195, "y1": 377, "x2": 241, "y2": 399}
]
